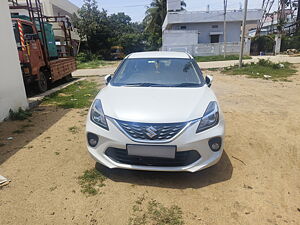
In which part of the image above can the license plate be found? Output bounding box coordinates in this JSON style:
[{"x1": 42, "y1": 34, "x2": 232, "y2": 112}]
[{"x1": 127, "y1": 145, "x2": 176, "y2": 159}]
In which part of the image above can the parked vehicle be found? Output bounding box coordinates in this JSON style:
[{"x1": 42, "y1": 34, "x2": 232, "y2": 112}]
[
  {"x1": 86, "y1": 51, "x2": 225, "y2": 172},
  {"x1": 10, "y1": 1, "x2": 76, "y2": 93},
  {"x1": 110, "y1": 46, "x2": 125, "y2": 60}
]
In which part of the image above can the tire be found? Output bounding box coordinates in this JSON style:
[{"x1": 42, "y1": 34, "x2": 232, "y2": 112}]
[
  {"x1": 37, "y1": 71, "x2": 48, "y2": 93},
  {"x1": 64, "y1": 73, "x2": 73, "y2": 82}
]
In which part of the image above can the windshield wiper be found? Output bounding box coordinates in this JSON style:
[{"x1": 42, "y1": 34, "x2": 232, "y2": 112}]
[
  {"x1": 122, "y1": 83, "x2": 200, "y2": 87},
  {"x1": 173, "y1": 83, "x2": 200, "y2": 87},
  {"x1": 124, "y1": 83, "x2": 162, "y2": 87}
]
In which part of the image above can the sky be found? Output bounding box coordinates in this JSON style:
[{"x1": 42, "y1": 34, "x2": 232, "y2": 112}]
[{"x1": 69, "y1": 0, "x2": 279, "y2": 22}]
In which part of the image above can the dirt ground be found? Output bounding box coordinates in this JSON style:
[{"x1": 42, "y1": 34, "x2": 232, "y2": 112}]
[{"x1": 1, "y1": 65, "x2": 300, "y2": 225}]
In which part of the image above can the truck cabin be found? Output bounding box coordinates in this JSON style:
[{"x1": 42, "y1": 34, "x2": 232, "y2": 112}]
[
  {"x1": 11, "y1": 16, "x2": 76, "y2": 93},
  {"x1": 111, "y1": 46, "x2": 124, "y2": 60},
  {"x1": 11, "y1": 18, "x2": 46, "y2": 77}
]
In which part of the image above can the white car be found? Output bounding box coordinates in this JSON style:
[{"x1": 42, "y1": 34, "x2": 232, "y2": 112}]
[{"x1": 86, "y1": 51, "x2": 225, "y2": 172}]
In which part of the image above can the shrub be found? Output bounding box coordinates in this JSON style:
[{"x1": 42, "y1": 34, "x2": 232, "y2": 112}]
[
  {"x1": 223, "y1": 59, "x2": 296, "y2": 81},
  {"x1": 251, "y1": 35, "x2": 275, "y2": 55},
  {"x1": 257, "y1": 59, "x2": 272, "y2": 66},
  {"x1": 9, "y1": 107, "x2": 32, "y2": 120},
  {"x1": 76, "y1": 52, "x2": 102, "y2": 63},
  {"x1": 281, "y1": 34, "x2": 300, "y2": 51}
]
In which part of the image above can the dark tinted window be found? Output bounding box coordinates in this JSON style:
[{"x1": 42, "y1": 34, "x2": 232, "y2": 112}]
[
  {"x1": 210, "y1": 35, "x2": 219, "y2": 43},
  {"x1": 111, "y1": 58, "x2": 204, "y2": 87}
]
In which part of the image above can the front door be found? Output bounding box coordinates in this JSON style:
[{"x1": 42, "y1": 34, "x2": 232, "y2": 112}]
[{"x1": 22, "y1": 22, "x2": 45, "y2": 76}]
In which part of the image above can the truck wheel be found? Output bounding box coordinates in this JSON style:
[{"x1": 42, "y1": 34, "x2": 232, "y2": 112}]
[
  {"x1": 37, "y1": 71, "x2": 48, "y2": 93},
  {"x1": 64, "y1": 73, "x2": 73, "y2": 82}
]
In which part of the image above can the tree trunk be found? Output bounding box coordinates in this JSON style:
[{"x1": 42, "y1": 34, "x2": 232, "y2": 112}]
[{"x1": 297, "y1": 0, "x2": 300, "y2": 32}]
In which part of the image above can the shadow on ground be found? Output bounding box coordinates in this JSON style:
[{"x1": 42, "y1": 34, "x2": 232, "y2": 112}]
[
  {"x1": 0, "y1": 106, "x2": 70, "y2": 165},
  {"x1": 96, "y1": 150, "x2": 232, "y2": 189},
  {"x1": 25, "y1": 78, "x2": 78, "y2": 98}
]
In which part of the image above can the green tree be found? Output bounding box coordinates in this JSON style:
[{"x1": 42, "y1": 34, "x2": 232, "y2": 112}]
[
  {"x1": 72, "y1": 0, "x2": 101, "y2": 52},
  {"x1": 108, "y1": 13, "x2": 147, "y2": 54},
  {"x1": 73, "y1": 1, "x2": 148, "y2": 57},
  {"x1": 72, "y1": 0, "x2": 113, "y2": 57},
  {"x1": 119, "y1": 33, "x2": 145, "y2": 54}
]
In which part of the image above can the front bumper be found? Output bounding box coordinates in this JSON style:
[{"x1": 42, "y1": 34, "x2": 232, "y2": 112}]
[{"x1": 86, "y1": 117, "x2": 225, "y2": 173}]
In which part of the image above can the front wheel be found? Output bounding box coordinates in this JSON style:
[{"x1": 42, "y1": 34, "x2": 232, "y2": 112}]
[{"x1": 37, "y1": 71, "x2": 48, "y2": 93}]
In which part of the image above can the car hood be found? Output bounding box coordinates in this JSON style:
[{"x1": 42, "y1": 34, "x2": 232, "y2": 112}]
[{"x1": 97, "y1": 85, "x2": 217, "y2": 123}]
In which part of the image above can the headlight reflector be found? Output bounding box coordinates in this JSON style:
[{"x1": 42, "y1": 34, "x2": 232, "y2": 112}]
[
  {"x1": 196, "y1": 101, "x2": 219, "y2": 133},
  {"x1": 90, "y1": 99, "x2": 109, "y2": 130}
]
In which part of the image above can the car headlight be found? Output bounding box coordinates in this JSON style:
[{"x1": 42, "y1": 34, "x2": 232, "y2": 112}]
[
  {"x1": 90, "y1": 99, "x2": 109, "y2": 130},
  {"x1": 196, "y1": 101, "x2": 219, "y2": 133}
]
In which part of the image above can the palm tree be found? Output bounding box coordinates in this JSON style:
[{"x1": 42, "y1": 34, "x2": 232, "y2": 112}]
[{"x1": 144, "y1": 0, "x2": 186, "y2": 35}]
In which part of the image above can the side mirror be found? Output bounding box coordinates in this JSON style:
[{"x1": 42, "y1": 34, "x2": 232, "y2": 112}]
[
  {"x1": 104, "y1": 74, "x2": 112, "y2": 85},
  {"x1": 205, "y1": 75, "x2": 213, "y2": 87}
]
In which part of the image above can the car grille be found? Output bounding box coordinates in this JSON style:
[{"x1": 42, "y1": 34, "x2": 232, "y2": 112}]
[
  {"x1": 115, "y1": 120, "x2": 187, "y2": 141},
  {"x1": 105, "y1": 147, "x2": 201, "y2": 167}
]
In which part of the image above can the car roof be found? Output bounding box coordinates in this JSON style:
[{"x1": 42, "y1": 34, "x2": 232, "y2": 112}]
[{"x1": 127, "y1": 51, "x2": 192, "y2": 59}]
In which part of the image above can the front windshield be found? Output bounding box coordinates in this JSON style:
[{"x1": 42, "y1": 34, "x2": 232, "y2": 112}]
[
  {"x1": 111, "y1": 49, "x2": 121, "y2": 53},
  {"x1": 110, "y1": 58, "x2": 204, "y2": 87}
]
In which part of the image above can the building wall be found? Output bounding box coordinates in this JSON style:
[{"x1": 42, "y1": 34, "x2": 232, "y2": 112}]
[
  {"x1": 10, "y1": 0, "x2": 78, "y2": 17},
  {"x1": 0, "y1": 1, "x2": 28, "y2": 121},
  {"x1": 162, "y1": 29, "x2": 251, "y2": 56},
  {"x1": 9, "y1": 0, "x2": 80, "y2": 41},
  {"x1": 162, "y1": 30, "x2": 199, "y2": 46},
  {"x1": 162, "y1": 41, "x2": 251, "y2": 56},
  {"x1": 169, "y1": 21, "x2": 241, "y2": 43},
  {"x1": 167, "y1": 0, "x2": 181, "y2": 12}
]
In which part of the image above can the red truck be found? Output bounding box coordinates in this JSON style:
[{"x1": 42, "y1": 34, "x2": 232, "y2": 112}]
[{"x1": 10, "y1": 0, "x2": 76, "y2": 93}]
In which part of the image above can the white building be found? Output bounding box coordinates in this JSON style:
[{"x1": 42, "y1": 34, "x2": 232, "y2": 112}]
[
  {"x1": 162, "y1": 0, "x2": 263, "y2": 56},
  {"x1": 0, "y1": 1, "x2": 28, "y2": 121},
  {"x1": 9, "y1": 0, "x2": 80, "y2": 48}
]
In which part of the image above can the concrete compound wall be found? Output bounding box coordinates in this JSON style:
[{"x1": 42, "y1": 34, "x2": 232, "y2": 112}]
[
  {"x1": 162, "y1": 30, "x2": 251, "y2": 56},
  {"x1": 169, "y1": 21, "x2": 242, "y2": 43},
  {"x1": 0, "y1": 0, "x2": 28, "y2": 121}
]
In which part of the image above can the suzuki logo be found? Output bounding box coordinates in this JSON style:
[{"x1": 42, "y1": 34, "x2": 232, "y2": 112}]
[{"x1": 146, "y1": 126, "x2": 157, "y2": 138}]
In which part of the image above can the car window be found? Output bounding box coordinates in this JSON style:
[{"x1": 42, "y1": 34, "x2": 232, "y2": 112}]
[{"x1": 111, "y1": 58, "x2": 204, "y2": 87}]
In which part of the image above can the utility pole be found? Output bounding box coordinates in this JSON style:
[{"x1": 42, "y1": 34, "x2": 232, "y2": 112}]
[
  {"x1": 297, "y1": 0, "x2": 300, "y2": 32},
  {"x1": 239, "y1": 0, "x2": 248, "y2": 68},
  {"x1": 223, "y1": 0, "x2": 227, "y2": 58}
]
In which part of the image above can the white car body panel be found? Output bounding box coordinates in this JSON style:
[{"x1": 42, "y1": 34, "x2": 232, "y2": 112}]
[
  {"x1": 85, "y1": 51, "x2": 225, "y2": 172},
  {"x1": 127, "y1": 51, "x2": 191, "y2": 59},
  {"x1": 99, "y1": 85, "x2": 216, "y2": 123}
]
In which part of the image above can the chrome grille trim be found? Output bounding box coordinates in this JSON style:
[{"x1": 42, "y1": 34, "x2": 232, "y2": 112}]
[{"x1": 108, "y1": 117, "x2": 199, "y2": 143}]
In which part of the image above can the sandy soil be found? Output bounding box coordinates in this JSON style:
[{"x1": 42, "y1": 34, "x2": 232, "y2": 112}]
[{"x1": 0, "y1": 66, "x2": 300, "y2": 225}]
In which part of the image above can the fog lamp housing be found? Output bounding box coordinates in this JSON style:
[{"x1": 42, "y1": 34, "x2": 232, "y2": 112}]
[
  {"x1": 208, "y1": 137, "x2": 222, "y2": 152},
  {"x1": 87, "y1": 132, "x2": 99, "y2": 147}
]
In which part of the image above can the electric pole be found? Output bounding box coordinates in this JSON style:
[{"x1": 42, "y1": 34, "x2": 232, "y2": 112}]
[
  {"x1": 297, "y1": 0, "x2": 300, "y2": 32},
  {"x1": 239, "y1": 0, "x2": 248, "y2": 68},
  {"x1": 223, "y1": 0, "x2": 227, "y2": 58}
]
